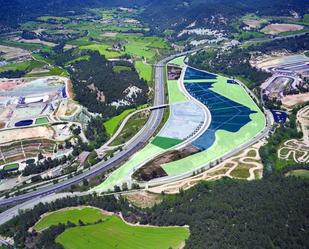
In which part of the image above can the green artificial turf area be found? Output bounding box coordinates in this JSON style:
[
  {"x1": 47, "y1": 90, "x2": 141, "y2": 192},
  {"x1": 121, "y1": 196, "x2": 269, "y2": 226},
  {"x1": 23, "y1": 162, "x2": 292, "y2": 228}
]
[
  {"x1": 56, "y1": 214, "x2": 189, "y2": 249},
  {"x1": 34, "y1": 207, "x2": 103, "y2": 231},
  {"x1": 3, "y1": 163, "x2": 19, "y2": 171},
  {"x1": 166, "y1": 57, "x2": 188, "y2": 103},
  {"x1": 167, "y1": 80, "x2": 187, "y2": 103},
  {"x1": 134, "y1": 61, "x2": 152, "y2": 82},
  {"x1": 168, "y1": 56, "x2": 186, "y2": 67},
  {"x1": 94, "y1": 143, "x2": 165, "y2": 191},
  {"x1": 151, "y1": 136, "x2": 183, "y2": 149},
  {"x1": 35, "y1": 117, "x2": 49, "y2": 125}
]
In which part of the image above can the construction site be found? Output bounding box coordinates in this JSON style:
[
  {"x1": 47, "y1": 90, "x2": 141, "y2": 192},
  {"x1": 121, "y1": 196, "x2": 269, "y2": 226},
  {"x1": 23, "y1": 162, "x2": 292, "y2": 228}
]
[{"x1": 0, "y1": 76, "x2": 89, "y2": 172}]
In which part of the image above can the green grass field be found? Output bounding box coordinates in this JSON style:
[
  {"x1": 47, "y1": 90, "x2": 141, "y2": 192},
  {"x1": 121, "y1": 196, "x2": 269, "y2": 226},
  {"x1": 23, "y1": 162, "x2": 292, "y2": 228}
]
[
  {"x1": 0, "y1": 60, "x2": 45, "y2": 73},
  {"x1": 3, "y1": 163, "x2": 19, "y2": 171},
  {"x1": 113, "y1": 65, "x2": 131, "y2": 73},
  {"x1": 286, "y1": 169, "x2": 309, "y2": 179},
  {"x1": 37, "y1": 16, "x2": 69, "y2": 22},
  {"x1": 35, "y1": 117, "x2": 49, "y2": 125},
  {"x1": 111, "y1": 111, "x2": 149, "y2": 146},
  {"x1": 80, "y1": 44, "x2": 122, "y2": 59},
  {"x1": 104, "y1": 109, "x2": 136, "y2": 136},
  {"x1": 56, "y1": 214, "x2": 189, "y2": 249},
  {"x1": 104, "y1": 105, "x2": 148, "y2": 136},
  {"x1": 168, "y1": 56, "x2": 186, "y2": 67},
  {"x1": 34, "y1": 207, "x2": 104, "y2": 231},
  {"x1": 134, "y1": 61, "x2": 152, "y2": 82},
  {"x1": 230, "y1": 164, "x2": 251, "y2": 179}
]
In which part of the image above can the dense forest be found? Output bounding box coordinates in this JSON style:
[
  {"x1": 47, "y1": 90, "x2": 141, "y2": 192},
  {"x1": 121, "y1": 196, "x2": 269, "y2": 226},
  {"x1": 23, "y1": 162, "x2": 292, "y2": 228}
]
[
  {"x1": 0, "y1": 176, "x2": 308, "y2": 249},
  {"x1": 140, "y1": 0, "x2": 308, "y2": 33},
  {"x1": 1, "y1": 0, "x2": 308, "y2": 32},
  {"x1": 142, "y1": 177, "x2": 309, "y2": 249},
  {"x1": 69, "y1": 51, "x2": 148, "y2": 117}
]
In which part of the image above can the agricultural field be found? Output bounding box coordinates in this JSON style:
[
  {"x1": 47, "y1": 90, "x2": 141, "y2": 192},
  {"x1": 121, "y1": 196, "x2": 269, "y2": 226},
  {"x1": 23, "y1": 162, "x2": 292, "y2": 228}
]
[
  {"x1": 34, "y1": 207, "x2": 189, "y2": 249},
  {"x1": 0, "y1": 7, "x2": 170, "y2": 83}
]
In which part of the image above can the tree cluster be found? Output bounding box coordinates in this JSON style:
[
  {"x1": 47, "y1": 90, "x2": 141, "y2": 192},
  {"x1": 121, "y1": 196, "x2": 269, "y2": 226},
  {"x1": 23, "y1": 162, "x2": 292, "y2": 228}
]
[{"x1": 69, "y1": 51, "x2": 148, "y2": 117}]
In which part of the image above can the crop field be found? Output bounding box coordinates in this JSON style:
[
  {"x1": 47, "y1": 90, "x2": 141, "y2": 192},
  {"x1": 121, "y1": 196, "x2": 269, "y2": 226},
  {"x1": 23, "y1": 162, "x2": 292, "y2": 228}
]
[
  {"x1": 0, "y1": 138, "x2": 56, "y2": 165},
  {"x1": 37, "y1": 16, "x2": 70, "y2": 22}
]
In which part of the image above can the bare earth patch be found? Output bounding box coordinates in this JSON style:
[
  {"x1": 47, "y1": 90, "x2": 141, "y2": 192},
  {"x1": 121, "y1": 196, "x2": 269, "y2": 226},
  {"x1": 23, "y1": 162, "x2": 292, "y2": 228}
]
[
  {"x1": 123, "y1": 191, "x2": 162, "y2": 208},
  {"x1": 11, "y1": 37, "x2": 57, "y2": 47},
  {"x1": 243, "y1": 20, "x2": 264, "y2": 29},
  {"x1": 0, "y1": 126, "x2": 54, "y2": 144},
  {"x1": 101, "y1": 32, "x2": 118, "y2": 37},
  {"x1": 261, "y1": 23, "x2": 304, "y2": 35},
  {"x1": 282, "y1": 92, "x2": 309, "y2": 109}
]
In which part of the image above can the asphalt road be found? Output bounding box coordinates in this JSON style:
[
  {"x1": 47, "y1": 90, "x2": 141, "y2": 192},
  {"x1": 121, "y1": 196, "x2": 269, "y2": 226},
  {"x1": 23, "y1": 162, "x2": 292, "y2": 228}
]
[{"x1": 0, "y1": 51, "x2": 194, "y2": 207}]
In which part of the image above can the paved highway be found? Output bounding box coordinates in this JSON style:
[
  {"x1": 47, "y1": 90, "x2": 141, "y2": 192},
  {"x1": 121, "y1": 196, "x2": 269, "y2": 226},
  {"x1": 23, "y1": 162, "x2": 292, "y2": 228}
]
[{"x1": 0, "y1": 51, "x2": 194, "y2": 207}]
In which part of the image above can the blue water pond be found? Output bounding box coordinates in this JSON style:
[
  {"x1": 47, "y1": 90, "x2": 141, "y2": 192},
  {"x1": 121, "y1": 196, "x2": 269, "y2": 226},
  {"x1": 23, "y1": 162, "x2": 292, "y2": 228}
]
[{"x1": 15, "y1": 120, "x2": 33, "y2": 127}]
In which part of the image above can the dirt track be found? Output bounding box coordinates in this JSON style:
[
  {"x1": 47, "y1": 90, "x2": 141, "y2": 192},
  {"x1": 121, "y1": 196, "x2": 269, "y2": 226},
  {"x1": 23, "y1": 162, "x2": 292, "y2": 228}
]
[{"x1": 148, "y1": 141, "x2": 264, "y2": 194}]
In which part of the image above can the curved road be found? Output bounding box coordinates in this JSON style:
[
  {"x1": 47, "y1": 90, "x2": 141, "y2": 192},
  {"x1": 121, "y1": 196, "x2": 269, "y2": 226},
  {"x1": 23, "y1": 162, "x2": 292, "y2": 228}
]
[{"x1": 0, "y1": 51, "x2": 196, "y2": 207}]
